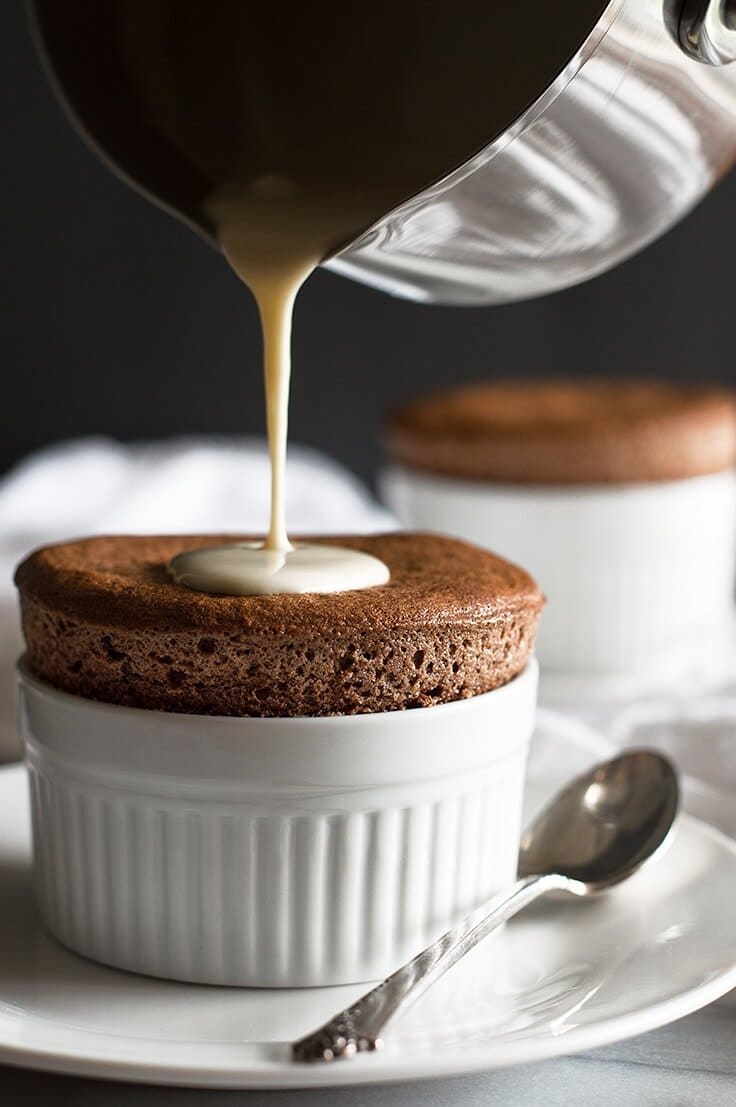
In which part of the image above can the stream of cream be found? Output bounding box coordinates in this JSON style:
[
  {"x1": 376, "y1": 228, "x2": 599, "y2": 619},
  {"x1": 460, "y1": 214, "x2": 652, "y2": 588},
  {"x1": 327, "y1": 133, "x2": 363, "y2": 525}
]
[{"x1": 168, "y1": 176, "x2": 390, "y2": 595}]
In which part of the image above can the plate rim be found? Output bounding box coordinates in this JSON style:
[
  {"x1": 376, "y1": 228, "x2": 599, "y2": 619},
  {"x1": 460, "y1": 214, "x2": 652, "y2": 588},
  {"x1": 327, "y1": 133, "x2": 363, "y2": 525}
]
[{"x1": 1, "y1": 762, "x2": 735, "y2": 1089}]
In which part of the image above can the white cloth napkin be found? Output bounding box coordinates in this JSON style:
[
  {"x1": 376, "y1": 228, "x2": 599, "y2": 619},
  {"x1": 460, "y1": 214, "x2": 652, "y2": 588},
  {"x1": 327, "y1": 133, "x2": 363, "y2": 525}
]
[
  {"x1": 596, "y1": 693, "x2": 736, "y2": 837},
  {"x1": 0, "y1": 436, "x2": 394, "y2": 759},
  {"x1": 531, "y1": 688, "x2": 736, "y2": 839}
]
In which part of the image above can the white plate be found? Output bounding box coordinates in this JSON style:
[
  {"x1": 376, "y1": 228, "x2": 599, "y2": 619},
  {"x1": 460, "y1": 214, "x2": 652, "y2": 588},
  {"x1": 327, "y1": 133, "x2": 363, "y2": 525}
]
[{"x1": 1, "y1": 762, "x2": 736, "y2": 1089}]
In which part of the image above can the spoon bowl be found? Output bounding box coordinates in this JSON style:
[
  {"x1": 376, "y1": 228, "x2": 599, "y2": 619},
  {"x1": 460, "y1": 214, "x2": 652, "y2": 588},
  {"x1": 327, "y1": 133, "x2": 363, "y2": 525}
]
[{"x1": 519, "y1": 750, "x2": 679, "y2": 892}]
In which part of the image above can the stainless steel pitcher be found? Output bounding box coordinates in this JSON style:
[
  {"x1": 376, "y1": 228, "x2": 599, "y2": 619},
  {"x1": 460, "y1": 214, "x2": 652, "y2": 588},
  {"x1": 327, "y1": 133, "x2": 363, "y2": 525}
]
[{"x1": 30, "y1": 0, "x2": 736, "y2": 306}]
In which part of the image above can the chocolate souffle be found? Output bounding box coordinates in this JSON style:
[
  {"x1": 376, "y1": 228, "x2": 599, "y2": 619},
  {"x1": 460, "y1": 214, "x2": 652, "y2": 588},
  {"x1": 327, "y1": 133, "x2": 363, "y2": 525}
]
[
  {"x1": 386, "y1": 380, "x2": 736, "y2": 484},
  {"x1": 15, "y1": 533, "x2": 543, "y2": 717}
]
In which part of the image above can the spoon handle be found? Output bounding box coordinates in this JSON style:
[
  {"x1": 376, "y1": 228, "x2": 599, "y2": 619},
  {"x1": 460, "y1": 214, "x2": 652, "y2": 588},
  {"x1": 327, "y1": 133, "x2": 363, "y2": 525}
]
[{"x1": 292, "y1": 871, "x2": 566, "y2": 1062}]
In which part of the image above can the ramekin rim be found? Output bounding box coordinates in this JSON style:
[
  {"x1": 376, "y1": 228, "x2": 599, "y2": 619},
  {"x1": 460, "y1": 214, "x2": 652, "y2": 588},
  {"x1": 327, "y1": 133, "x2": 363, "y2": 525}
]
[{"x1": 382, "y1": 461, "x2": 736, "y2": 496}]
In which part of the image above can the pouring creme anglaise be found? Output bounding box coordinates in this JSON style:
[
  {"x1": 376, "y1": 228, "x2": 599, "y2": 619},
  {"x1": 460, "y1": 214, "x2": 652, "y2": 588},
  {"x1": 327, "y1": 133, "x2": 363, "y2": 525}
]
[{"x1": 169, "y1": 176, "x2": 397, "y2": 594}]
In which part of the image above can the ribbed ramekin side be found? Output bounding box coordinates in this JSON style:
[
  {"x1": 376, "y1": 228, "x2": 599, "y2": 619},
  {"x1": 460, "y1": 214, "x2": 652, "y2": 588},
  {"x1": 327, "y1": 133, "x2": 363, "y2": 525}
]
[{"x1": 27, "y1": 749, "x2": 527, "y2": 987}]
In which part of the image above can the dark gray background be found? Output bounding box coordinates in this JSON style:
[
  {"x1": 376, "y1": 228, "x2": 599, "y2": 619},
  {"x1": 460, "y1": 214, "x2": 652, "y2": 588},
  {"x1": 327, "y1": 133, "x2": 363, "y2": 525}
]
[{"x1": 4, "y1": 1, "x2": 736, "y2": 489}]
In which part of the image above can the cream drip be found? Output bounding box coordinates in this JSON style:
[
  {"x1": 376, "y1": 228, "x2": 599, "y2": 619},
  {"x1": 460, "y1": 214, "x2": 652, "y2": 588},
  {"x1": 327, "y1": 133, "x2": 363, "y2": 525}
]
[
  {"x1": 168, "y1": 541, "x2": 390, "y2": 595},
  {"x1": 167, "y1": 174, "x2": 392, "y2": 595}
]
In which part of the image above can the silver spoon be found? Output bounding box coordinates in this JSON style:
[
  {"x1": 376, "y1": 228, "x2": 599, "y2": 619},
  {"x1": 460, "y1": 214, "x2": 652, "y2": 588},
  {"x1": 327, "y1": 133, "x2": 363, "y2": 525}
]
[{"x1": 292, "y1": 750, "x2": 678, "y2": 1063}]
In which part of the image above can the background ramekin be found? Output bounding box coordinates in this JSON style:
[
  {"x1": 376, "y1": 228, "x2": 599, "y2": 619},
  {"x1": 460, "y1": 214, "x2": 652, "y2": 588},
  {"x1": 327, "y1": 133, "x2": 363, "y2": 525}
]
[
  {"x1": 384, "y1": 466, "x2": 736, "y2": 689},
  {"x1": 19, "y1": 658, "x2": 537, "y2": 988}
]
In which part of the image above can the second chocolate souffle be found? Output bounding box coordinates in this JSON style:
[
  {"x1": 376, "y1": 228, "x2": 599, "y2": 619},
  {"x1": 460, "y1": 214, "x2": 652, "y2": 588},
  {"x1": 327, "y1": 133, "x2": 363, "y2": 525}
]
[{"x1": 385, "y1": 379, "x2": 736, "y2": 689}]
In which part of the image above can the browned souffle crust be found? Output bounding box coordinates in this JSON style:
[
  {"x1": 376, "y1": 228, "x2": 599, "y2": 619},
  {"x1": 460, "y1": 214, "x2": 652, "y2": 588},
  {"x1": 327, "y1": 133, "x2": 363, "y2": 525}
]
[
  {"x1": 15, "y1": 533, "x2": 543, "y2": 717},
  {"x1": 386, "y1": 379, "x2": 736, "y2": 484}
]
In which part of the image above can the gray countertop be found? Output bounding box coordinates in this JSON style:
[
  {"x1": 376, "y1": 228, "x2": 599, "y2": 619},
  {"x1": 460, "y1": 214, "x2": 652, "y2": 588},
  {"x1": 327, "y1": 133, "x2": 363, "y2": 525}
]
[{"x1": 2, "y1": 990, "x2": 734, "y2": 1107}]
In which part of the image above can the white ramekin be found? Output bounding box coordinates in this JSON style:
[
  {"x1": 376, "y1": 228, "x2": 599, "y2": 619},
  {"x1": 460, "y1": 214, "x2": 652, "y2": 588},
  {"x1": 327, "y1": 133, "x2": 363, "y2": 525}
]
[
  {"x1": 18, "y1": 658, "x2": 537, "y2": 988},
  {"x1": 384, "y1": 466, "x2": 736, "y2": 688}
]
